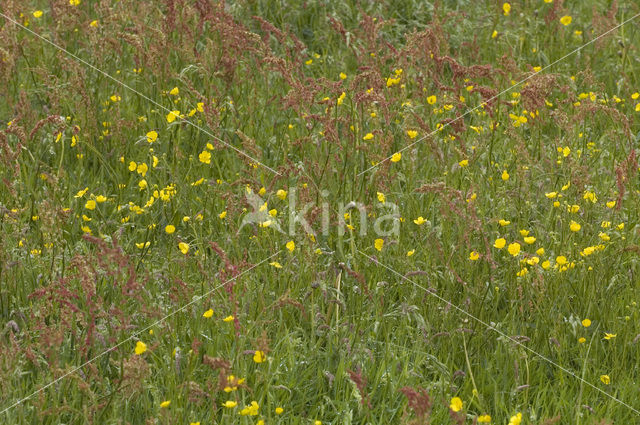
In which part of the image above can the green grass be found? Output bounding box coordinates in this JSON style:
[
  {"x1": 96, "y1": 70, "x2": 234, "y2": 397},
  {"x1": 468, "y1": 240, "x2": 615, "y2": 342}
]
[{"x1": 1, "y1": 0, "x2": 640, "y2": 423}]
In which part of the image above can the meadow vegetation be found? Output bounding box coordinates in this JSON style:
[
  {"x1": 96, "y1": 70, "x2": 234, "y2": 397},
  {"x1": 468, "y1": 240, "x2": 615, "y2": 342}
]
[{"x1": 1, "y1": 0, "x2": 640, "y2": 423}]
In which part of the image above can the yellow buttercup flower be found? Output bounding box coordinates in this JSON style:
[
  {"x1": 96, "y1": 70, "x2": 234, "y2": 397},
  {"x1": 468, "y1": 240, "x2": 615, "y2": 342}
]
[
  {"x1": 449, "y1": 397, "x2": 463, "y2": 412},
  {"x1": 583, "y1": 191, "x2": 597, "y2": 203},
  {"x1": 199, "y1": 150, "x2": 211, "y2": 164},
  {"x1": 239, "y1": 400, "x2": 260, "y2": 416},
  {"x1": 203, "y1": 309, "x2": 214, "y2": 318},
  {"x1": 508, "y1": 242, "x2": 521, "y2": 256},
  {"x1": 146, "y1": 130, "x2": 158, "y2": 143},
  {"x1": 137, "y1": 162, "x2": 148, "y2": 176},
  {"x1": 509, "y1": 412, "x2": 522, "y2": 425},
  {"x1": 253, "y1": 350, "x2": 266, "y2": 363},
  {"x1": 75, "y1": 187, "x2": 89, "y2": 198},
  {"x1": 134, "y1": 341, "x2": 147, "y2": 355},
  {"x1": 166, "y1": 110, "x2": 181, "y2": 123},
  {"x1": 286, "y1": 240, "x2": 295, "y2": 252},
  {"x1": 560, "y1": 15, "x2": 572, "y2": 26}
]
